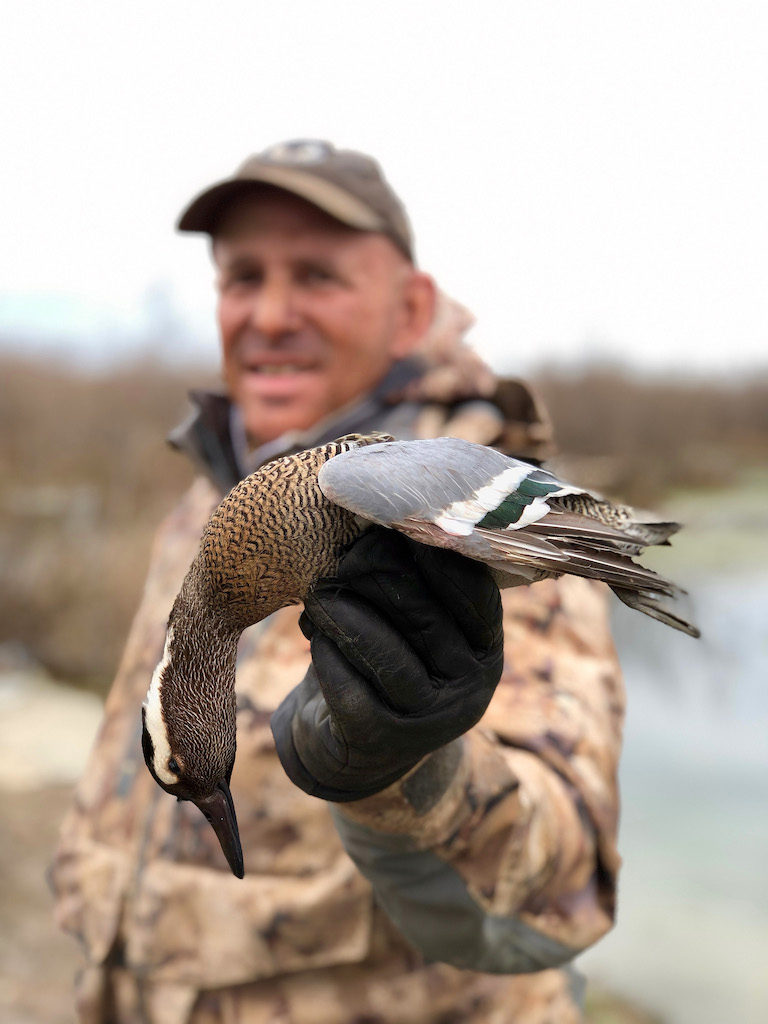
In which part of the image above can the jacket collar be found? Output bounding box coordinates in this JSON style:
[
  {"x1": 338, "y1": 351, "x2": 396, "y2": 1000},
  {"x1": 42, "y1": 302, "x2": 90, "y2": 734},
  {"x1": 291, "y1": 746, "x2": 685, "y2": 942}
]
[{"x1": 168, "y1": 358, "x2": 426, "y2": 493}]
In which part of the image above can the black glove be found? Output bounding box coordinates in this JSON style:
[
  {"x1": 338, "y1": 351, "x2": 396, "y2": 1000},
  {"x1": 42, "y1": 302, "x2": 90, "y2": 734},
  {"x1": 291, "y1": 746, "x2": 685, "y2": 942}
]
[{"x1": 271, "y1": 526, "x2": 504, "y2": 802}]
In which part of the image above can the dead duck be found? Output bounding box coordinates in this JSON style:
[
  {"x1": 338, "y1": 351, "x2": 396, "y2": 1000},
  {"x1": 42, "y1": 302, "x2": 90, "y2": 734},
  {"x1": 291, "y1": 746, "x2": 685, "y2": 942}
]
[{"x1": 141, "y1": 433, "x2": 699, "y2": 877}]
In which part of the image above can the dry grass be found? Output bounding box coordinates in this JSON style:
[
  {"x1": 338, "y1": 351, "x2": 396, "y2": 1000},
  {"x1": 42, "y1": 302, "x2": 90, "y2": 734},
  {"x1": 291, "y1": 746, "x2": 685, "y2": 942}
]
[
  {"x1": 0, "y1": 784, "x2": 80, "y2": 1024},
  {"x1": 584, "y1": 986, "x2": 665, "y2": 1024},
  {"x1": 0, "y1": 355, "x2": 216, "y2": 689},
  {"x1": 2, "y1": 353, "x2": 767, "y2": 693},
  {"x1": 535, "y1": 364, "x2": 768, "y2": 503}
]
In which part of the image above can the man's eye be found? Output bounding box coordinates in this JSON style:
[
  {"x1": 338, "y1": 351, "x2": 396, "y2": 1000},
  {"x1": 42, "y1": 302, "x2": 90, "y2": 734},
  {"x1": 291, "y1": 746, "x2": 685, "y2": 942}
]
[
  {"x1": 168, "y1": 757, "x2": 180, "y2": 774},
  {"x1": 221, "y1": 268, "x2": 261, "y2": 289},
  {"x1": 234, "y1": 270, "x2": 262, "y2": 285},
  {"x1": 299, "y1": 264, "x2": 333, "y2": 285}
]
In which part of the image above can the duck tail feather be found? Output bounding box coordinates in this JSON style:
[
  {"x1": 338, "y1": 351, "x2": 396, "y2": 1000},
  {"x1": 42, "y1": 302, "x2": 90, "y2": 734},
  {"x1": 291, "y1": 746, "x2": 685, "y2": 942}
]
[
  {"x1": 611, "y1": 585, "x2": 701, "y2": 638},
  {"x1": 626, "y1": 520, "x2": 682, "y2": 546}
]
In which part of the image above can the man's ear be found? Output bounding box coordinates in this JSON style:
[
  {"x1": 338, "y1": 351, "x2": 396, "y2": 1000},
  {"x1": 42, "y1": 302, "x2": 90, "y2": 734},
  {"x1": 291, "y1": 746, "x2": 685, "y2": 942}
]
[{"x1": 390, "y1": 271, "x2": 437, "y2": 359}]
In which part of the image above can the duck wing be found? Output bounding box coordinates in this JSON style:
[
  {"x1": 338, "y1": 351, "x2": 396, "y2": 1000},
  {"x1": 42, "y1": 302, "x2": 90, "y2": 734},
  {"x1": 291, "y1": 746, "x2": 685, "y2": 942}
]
[{"x1": 317, "y1": 437, "x2": 699, "y2": 638}]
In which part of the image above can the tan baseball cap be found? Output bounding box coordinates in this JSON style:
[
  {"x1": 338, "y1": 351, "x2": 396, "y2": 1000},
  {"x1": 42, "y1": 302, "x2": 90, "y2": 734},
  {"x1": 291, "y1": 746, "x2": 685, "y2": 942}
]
[{"x1": 177, "y1": 139, "x2": 414, "y2": 259}]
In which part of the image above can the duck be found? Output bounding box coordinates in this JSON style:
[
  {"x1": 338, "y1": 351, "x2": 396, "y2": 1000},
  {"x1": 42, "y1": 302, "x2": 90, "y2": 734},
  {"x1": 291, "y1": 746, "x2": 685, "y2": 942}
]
[{"x1": 141, "y1": 432, "x2": 699, "y2": 877}]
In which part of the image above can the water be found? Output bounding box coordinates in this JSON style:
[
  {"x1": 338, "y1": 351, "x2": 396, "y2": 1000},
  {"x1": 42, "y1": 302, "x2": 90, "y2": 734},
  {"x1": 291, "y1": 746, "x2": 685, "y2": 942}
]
[{"x1": 579, "y1": 572, "x2": 768, "y2": 1023}]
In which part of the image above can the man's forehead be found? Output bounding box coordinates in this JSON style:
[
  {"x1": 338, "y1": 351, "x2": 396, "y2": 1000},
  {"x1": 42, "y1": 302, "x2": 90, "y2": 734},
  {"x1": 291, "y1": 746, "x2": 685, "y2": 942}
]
[{"x1": 210, "y1": 191, "x2": 410, "y2": 276}]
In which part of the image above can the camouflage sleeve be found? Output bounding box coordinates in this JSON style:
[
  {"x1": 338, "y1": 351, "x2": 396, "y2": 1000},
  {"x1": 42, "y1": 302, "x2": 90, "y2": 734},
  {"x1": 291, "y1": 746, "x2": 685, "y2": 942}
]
[{"x1": 331, "y1": 575, "x2": 623, "y2": 972}]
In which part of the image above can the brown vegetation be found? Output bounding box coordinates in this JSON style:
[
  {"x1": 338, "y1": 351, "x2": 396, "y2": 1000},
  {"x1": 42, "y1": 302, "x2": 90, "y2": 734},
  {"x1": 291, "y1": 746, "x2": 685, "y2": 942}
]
[
  {"x1": 2, "y1": 353, "x2": 767, "y2": 692},
  {"x1": 536, "y1": 364, "x2": 768, "y2": 504},
  {"x1": 0, "y1": 355, "x2": 216, "y2": 689}
]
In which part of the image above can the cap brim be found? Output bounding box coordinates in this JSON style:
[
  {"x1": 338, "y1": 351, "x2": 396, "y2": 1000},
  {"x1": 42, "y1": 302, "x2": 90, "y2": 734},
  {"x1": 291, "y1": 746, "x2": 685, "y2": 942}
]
[{"x1": 177, "y1": 162, "x2": 388, "y2": 236}]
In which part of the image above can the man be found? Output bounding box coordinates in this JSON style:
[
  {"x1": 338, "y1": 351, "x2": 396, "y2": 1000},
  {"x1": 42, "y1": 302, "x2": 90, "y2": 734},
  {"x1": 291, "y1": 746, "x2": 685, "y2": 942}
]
[{"x1": 52, "y1": 140, "x2": 624, "y2": 1024}]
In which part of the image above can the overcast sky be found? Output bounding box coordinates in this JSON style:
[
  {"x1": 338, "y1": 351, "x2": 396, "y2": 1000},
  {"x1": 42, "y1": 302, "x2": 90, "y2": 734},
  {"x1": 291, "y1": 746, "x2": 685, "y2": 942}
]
[{"x1": 1, "y1": 1, "x2": 767, "y2": 377}]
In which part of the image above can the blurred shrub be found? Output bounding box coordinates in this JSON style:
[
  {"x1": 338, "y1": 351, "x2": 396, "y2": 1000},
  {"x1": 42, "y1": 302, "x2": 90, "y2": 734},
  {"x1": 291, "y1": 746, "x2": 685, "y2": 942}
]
[
  {"x1": 0, "y1": 355, "x2": 216, "y2": 690},
  {"x1": 535, "y1": 364, "x2": 768, "y2": 505},
  {"x1": 2, "y1": 353, "x2": 767, "y2": 692}
]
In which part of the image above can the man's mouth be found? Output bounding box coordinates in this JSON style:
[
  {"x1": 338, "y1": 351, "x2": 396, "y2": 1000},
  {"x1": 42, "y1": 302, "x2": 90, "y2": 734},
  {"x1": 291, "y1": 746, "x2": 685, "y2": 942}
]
[
  {"x1": 250, "y1": 363, "x2": 310, "y2": 376},
  {"x1": 238, "y1": 360, "x2": 320, "y2": 403}
]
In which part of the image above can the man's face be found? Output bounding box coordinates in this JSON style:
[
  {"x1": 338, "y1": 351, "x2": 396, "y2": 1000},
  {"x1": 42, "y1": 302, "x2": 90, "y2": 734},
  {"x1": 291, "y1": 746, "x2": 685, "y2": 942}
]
[{"x1": 212, "y1": 191, "x2": 432, "y2": 444}]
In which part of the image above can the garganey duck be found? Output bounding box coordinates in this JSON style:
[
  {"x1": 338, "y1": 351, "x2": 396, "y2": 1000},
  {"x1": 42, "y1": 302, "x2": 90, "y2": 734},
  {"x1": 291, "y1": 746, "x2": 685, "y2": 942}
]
[{"x1": 142, "y1": 433, "x2": 699, "y2": 877}]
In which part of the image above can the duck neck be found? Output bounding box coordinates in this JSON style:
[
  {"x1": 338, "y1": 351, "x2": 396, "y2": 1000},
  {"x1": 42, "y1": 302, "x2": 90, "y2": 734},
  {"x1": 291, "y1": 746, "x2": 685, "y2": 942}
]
[{"x1": 170, "y1": 564, "x2": 243, "y2": 700}]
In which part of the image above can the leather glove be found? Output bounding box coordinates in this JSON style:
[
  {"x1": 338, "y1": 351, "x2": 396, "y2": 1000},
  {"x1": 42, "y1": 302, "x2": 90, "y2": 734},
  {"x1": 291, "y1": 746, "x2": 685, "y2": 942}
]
[{"x1": 271, "y1": 526, "x2": 504, "y2": 802}]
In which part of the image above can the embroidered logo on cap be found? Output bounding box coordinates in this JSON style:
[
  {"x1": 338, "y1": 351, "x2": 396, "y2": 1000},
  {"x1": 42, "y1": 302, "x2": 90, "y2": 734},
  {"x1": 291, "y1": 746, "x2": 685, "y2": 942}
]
[{"x1": 260, "y1": 140, "x2": 333, "y2": 165}]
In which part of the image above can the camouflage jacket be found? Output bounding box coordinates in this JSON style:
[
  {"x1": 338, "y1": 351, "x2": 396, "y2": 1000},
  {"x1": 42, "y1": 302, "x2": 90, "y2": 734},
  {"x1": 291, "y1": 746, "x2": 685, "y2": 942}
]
[{"x1": 51, "y1": 348, "x2": 624, "y2": 1024}]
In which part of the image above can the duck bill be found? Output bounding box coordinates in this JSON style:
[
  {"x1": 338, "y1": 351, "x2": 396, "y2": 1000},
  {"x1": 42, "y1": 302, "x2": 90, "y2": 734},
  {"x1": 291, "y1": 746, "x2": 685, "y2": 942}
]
[{"x1": 194, "y1": 780, "x2": 244, "y2": 879}]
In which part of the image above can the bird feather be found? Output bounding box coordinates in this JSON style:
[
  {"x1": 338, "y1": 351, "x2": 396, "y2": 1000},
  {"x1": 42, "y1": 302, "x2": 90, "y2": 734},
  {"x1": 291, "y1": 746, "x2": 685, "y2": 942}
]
[{"x1": 318, "y1": 436, "x2": 700, "y2": 638}]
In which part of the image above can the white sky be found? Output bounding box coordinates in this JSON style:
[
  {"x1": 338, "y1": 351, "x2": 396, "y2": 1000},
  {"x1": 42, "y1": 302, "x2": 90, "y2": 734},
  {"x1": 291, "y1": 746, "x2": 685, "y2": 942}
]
[{"x1": 1, "y1": 1, "x2": 767, "y2": 376}]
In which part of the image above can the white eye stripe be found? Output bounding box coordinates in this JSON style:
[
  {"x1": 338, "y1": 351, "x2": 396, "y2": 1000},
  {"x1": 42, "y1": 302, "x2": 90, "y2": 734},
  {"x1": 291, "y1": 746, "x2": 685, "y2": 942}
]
[{"x1": 145, "y1": 629, "x2": 178, "y2": 786}]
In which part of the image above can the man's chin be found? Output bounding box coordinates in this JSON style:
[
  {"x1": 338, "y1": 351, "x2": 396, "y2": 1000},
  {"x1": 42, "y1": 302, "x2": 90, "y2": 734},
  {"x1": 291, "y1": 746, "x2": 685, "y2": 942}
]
[{"x1": 239, "y1": 397, "x2": 328, "y2": 447}]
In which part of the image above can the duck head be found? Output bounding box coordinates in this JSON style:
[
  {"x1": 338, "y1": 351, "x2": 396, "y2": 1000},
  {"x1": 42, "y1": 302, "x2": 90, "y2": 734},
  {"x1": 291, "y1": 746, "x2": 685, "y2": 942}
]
[{"x1": 141, "y1": 615, "x2": 244, "y2": 878}]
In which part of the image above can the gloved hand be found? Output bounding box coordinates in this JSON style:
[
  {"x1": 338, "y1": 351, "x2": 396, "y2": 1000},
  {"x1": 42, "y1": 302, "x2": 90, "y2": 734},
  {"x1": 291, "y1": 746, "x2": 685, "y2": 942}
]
[{"x1": 271, "y1": 526, "x2": 504, "y2": 802}]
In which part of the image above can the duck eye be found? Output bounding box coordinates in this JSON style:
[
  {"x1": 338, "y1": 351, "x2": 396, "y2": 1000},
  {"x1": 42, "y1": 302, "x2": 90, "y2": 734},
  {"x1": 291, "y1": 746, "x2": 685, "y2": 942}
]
[{"x1": 168, "y1": 757, "x2": 180, "y2": 774}]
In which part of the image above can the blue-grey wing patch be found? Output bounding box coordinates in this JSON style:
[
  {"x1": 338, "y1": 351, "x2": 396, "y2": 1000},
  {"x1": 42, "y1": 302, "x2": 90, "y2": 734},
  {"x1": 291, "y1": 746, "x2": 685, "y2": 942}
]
[{"x1": 317, "y1": 437, "x2": 563, "y2": 536}]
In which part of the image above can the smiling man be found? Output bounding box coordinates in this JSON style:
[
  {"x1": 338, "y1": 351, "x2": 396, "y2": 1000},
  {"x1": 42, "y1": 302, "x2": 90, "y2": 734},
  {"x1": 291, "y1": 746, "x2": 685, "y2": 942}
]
[
  {"x1": 52, "y1": 141, "x2": 625, "y2": 1024},
  {"x1": 211, "y1": 188, "x2": 434, "y2": 442}
]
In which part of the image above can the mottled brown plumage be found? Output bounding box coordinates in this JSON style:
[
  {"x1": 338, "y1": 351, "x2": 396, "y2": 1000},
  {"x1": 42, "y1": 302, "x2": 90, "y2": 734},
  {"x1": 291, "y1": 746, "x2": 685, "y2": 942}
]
[{"x1": 192, "y1": 438, "x2": 369, "y2": 630}]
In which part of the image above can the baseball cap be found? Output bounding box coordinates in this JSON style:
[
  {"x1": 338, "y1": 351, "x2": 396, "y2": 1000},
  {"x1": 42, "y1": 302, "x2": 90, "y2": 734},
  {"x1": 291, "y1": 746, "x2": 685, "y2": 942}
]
[{"x1": 177, "y1": 139, "x2": 414, "y2": 259}]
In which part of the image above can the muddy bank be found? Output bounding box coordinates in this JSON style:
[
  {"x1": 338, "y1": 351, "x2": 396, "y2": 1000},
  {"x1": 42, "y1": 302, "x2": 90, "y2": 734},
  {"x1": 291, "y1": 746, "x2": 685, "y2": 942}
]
[{"x1": 1, "y1": 784, "x2": 82, "y2": 1024}]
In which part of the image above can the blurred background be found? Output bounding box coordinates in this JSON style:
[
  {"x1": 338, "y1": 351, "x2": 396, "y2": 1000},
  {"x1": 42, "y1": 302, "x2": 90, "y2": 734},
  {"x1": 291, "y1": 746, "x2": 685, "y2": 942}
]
[{"x1": 1, "y1": 3, "x2": 766, "y2": 1022}]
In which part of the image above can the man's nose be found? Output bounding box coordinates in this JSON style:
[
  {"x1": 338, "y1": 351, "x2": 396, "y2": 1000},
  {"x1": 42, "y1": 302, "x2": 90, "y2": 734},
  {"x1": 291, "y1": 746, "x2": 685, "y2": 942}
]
[{"x1": 248, "y1": 278, "x2": 301, "y2": 339}]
